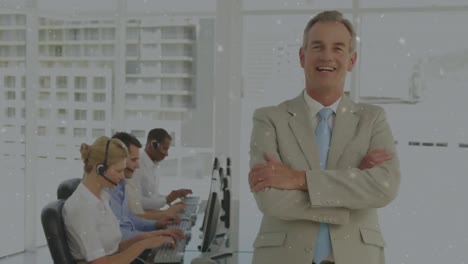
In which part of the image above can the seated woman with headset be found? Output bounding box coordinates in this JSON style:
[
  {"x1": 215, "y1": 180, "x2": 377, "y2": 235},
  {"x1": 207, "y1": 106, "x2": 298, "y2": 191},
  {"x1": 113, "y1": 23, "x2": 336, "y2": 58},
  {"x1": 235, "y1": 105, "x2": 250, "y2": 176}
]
[{"x1": 63, "y1": 136, "x2": 184, "y2": 264}]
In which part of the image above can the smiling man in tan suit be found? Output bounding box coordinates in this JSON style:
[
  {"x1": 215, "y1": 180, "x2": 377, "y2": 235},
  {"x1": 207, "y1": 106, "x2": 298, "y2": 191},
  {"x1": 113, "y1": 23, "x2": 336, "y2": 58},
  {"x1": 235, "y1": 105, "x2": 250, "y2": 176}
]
[{"x1": 248, "y1": 11, "x2": 401, "y2": 264}]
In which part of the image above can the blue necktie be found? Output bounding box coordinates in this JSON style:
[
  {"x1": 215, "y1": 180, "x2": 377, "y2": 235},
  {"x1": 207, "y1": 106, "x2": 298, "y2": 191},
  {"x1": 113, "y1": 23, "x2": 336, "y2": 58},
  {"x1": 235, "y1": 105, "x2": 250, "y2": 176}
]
[{"x1": 313, "y1": 108, "x2": 334, "y2": 264}]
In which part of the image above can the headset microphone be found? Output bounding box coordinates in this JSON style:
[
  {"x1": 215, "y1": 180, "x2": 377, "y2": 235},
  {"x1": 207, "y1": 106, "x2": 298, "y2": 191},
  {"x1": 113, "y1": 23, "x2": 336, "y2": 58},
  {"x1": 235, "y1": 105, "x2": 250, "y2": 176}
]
[
  {"x1": 100, "y1": 173, "x2": 118, "y2": 186},
  {"x1": 96, "y1": 140, "x2": 118, "y2": 186},
  {"x1": 125, "y1": 167, "x2": 134, "y2": 173}
]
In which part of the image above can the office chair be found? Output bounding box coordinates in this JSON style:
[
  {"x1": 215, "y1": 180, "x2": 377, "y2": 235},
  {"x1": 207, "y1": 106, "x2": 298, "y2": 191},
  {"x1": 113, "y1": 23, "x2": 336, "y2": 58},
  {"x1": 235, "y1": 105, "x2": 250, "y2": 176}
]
[
  {"x1": 57, "y1": 178, "x2": 81, "y2": 200},
  {"x1": 41, "y1": 199, "x2": 76, "y2": 264}
]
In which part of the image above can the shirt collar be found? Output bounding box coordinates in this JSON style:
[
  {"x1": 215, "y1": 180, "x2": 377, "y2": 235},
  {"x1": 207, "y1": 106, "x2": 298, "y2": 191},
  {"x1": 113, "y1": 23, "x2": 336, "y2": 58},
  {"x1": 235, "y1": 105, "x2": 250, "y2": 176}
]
[
  {"x1": 77, "y1": 182, "x2": 110, "y2": 203},
  {"x1": 140, "y1": 148, "x2": 159, "y2": 167},
  {"x1": 303, "y1": 89, "x2": 341, "y2": 116}
]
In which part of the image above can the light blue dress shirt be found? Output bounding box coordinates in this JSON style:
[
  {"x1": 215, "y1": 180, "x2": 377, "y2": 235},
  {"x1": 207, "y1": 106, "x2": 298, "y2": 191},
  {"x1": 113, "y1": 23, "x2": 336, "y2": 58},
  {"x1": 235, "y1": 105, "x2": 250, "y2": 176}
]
[{"x1": 106, "y1": 180, "x2": 158, "y2": 240}]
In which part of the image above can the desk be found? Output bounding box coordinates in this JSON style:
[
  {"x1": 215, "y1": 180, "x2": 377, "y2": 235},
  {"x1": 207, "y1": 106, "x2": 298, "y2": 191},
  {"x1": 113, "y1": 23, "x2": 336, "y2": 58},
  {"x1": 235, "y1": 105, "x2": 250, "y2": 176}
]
[{"x1": 147, "y1": 200, "x2": 235, "y2": 264}]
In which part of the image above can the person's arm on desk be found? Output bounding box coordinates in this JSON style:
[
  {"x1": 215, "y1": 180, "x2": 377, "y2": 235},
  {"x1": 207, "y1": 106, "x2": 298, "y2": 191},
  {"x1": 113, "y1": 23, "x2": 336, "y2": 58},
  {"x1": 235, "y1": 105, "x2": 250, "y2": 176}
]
[
  {"x1": 88, "y1": 235, "x2": 175, "y2": 264},
  {"x1": 90, "y1": 228, "x2": 185, "y2": 264},
  {"x1": 166, "y1": 189, "x2": 193, "y2": 204}
]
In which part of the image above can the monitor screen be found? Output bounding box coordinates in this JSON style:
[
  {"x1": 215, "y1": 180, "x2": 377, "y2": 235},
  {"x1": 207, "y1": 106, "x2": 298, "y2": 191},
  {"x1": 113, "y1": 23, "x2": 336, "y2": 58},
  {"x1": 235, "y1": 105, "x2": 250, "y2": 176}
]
[
  {"x1": 200, "y1": 191, "x2": 220, "y2": 252},
  {"x1": 220, "y1": 189, "x2": 230, "y2": 229},
  {"x1": 200, "y1": 162, "x2": 220, "y2": 232}
]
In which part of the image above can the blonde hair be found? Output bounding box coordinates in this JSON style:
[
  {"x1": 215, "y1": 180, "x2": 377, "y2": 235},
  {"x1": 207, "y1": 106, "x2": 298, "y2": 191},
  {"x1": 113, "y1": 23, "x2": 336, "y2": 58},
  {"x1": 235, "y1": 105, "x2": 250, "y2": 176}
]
[
  {"x1": 80, "y1": 136, "x2": 128, "y2": 174},
  {"x1": 302, "y1": 10, "x2": 356, "y2": 52}
]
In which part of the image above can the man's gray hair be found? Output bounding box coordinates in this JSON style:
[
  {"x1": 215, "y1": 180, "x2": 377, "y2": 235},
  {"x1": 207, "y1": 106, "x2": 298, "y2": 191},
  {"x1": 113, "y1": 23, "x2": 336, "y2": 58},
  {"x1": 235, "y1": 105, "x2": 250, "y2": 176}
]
[{"x1": 302, "y1": 10, "x2": 356, "y2": 52}]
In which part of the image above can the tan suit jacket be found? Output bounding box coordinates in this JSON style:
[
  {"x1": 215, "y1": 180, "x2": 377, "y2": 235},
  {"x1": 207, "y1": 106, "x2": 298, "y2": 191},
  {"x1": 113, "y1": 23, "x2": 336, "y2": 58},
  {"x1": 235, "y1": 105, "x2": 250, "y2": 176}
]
[{"x1": 249, "y1": 94, "x2": 401, "y2": 264}]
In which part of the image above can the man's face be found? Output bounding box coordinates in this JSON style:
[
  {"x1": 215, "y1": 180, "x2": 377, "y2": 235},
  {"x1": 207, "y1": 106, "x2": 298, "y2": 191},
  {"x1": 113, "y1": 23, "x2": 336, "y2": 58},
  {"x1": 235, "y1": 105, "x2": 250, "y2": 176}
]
[
  {"x1": 125, "y1": 144, "x2": 140, "y2": 178},
  {"x1": 299, "y1": 21, "x2": 357, "y2": 95},
  {"x1": 154, "y1": 138, "x2": 171, "y2": 162}
]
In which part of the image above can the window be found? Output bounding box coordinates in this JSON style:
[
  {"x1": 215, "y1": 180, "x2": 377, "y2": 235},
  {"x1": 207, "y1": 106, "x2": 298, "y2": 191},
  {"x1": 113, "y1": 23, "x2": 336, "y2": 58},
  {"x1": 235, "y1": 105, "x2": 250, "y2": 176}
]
[
  {"x1": 93, "y1": 110, "x2": 105, "y2": 121},
  {"x1": 74, "y1": 110, "x2": 87, "y2": 120},
  {"x1": 73, "y1": 128, "x2": 87, "y2": 137}
]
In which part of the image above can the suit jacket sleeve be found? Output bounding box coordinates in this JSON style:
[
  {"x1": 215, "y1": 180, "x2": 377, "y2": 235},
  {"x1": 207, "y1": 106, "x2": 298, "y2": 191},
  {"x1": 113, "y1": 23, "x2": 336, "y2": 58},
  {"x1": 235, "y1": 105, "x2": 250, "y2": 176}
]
[
  {"x1": 307, "y1": 107, "x2": 401, "y2": 210},
  {"x1": 250, "y1": 107, "x2": 350, "y2": 225}
]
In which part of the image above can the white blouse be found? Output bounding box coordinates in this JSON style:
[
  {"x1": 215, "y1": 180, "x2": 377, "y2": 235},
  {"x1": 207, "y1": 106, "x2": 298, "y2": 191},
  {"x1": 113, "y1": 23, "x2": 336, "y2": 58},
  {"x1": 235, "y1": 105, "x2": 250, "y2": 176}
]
[{"x1": 63, "y1": 183, "x2": 122, "y2": 262}]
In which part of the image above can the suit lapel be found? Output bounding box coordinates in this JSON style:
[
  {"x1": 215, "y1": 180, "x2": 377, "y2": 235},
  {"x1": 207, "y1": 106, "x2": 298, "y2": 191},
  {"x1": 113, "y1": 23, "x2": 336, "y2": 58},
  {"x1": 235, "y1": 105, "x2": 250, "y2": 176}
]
[
  {"x1": 287, "y1": 95, "x2": 321, "y2": 170},
  {"x1": 327, "y1": 96, "x2": 360, "y2": 169}
]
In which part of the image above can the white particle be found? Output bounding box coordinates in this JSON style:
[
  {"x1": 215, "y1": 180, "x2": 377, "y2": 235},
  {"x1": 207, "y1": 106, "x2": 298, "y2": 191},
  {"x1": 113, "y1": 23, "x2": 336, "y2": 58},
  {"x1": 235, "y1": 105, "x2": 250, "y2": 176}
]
[
  {"x1": 217, "y1": 45, "x2": 224, "y2": 52},
  {"x1": 439, "y1": 68, "x2": 445, "y2": 76},
  {"x1": 398, "y1": 37, "x2": 406, "y2": 45}
]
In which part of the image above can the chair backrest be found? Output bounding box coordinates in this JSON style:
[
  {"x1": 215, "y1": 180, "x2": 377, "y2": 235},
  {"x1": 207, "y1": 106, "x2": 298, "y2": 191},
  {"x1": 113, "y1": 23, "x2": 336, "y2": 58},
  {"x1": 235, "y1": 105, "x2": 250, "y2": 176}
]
[
  {"x1": 41, "y1": 200, "x2": 76, "y2": 264},
  {"x1": 57, "y1": 178, "x2": 81, "y2": 200}
]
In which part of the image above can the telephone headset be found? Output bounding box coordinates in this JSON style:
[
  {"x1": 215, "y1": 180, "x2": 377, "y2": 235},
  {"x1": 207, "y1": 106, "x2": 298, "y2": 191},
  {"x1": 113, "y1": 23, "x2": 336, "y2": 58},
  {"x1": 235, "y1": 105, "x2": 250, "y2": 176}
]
[
  {"x1": 96, "y1": 140, "x2": 118, "y2": 186},
  {"x1": 152, "y1": 139, "x2": 159, "y2": 151},
  {"x1": 151, "y1": 138, "x2": 165, "y2": 156}
]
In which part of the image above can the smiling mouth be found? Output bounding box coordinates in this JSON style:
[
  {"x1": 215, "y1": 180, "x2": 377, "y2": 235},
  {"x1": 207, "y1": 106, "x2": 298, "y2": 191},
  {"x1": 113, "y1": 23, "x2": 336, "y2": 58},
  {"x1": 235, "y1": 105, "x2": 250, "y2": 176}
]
[{"x1": 316, "y1": 66, "x2": 336, "y2": 72}]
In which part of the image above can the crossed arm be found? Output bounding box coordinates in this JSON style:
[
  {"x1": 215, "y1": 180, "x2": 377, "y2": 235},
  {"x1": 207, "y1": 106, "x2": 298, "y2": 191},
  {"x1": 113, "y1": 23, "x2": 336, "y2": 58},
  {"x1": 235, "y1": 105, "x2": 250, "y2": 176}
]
[{"x1": 248, "y1": 108, "x2": 401, "y2": 224}]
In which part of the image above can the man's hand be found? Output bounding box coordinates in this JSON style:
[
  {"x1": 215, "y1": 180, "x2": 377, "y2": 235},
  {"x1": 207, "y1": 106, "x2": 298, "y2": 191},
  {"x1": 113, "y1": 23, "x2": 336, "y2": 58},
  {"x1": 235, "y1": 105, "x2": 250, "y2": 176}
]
[
  {"x1": 147, "y1": 228, "x2": 185, "y2": 240},
  {"x1": 359, "y1": 149, "x2": 393, "y2": 170},
  {"x1": 161, "y1": 211, "x2": 181, "y2": 223},
  {"x1": 166, "y1": 189, "x2": 193, "y2": 204},
  {"x1": 166, "y1": 202, "x2": 186, "y2": 214},
  {"x1": 155, "y1": 217, "x2": 174, "y2": 229},
  {"x1": 248, "y1": 152, "x2": 306, "y2": 192}
]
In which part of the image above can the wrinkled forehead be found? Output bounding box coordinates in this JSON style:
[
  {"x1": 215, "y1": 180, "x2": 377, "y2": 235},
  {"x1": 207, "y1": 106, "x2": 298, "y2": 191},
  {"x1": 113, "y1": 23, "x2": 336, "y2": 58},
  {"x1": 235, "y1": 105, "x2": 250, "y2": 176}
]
[{"x1": 307, "y1": 21, "x2": 353, "y2": 47}]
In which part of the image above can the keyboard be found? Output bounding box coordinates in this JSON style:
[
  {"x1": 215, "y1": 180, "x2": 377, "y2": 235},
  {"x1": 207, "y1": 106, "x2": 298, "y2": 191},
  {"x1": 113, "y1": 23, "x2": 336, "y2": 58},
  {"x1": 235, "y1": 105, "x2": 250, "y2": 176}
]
[
  {"x1": 153, "y1": 196, "x2": 200, "y2": 263},
  {"x1": 179, "y1": 203, "x2": 198, "y2": 221},
  {"x1": 182, "y1": 195, "x2": 200, "y2": 205},
  {"x1": 153, "y1": 238, "x2": 187, "y2": 263},
  {"x1": 167, "y1": 219, "x2": 192, "y2": 231}
]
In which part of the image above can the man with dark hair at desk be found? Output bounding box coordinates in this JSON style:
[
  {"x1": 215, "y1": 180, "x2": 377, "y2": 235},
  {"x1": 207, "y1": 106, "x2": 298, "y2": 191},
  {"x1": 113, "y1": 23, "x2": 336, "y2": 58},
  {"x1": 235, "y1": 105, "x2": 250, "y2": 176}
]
[
  {"x1": 248, "y1": 10, "x2": 400, "y2": 264},
  {"x1": 105, "y1": 132, "x2": 178, "y2": 241},
  {"x1": 111, "y1": 131, "x2": 182, "y2": 223},
  {"x1": 132, "y1": 128, "x2": 192, "y2": 213}
]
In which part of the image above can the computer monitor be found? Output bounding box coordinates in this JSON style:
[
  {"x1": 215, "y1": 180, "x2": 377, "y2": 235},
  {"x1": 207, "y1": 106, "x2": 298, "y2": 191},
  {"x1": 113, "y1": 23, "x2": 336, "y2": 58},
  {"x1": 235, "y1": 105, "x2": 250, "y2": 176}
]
[
  {"x1": 200, "y1": 163, "x2": 220, "y2": 232},
  {"x1": 217, "y1": 167, "x2": 224, "y2": 192},
  {"x1": 199, "y1": 191, "x2": 221, "y2": 252},
  {"x1": 222, "y1": 167, "x2": 231, "y2": 191},
  {"x1": 220, "y1": 167, "x2": 230, "y2": 229},
  {"x1": 207, "y1": 157, "x2": 219, "y2": 197},
  {"x1": 220, "y1": 189, "x2": 230, "y2": 229}
]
